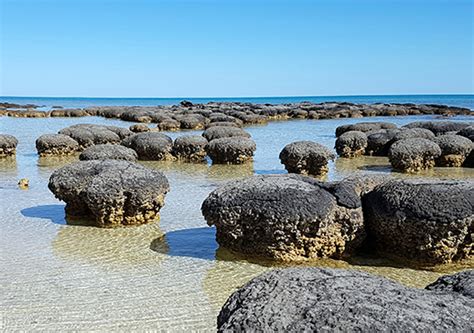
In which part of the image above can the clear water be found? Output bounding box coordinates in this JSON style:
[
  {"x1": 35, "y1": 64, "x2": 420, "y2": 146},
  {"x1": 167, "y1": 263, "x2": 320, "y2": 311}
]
[
  {"x1": 1, "y1": 94, "x2": 473, "y2": 110},
  {"x1": 1, "y1": 114, "x2": 473, "y2": 331}
]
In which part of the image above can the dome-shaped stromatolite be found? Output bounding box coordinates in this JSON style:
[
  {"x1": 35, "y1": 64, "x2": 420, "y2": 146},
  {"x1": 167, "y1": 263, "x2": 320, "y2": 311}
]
[
  {"x1": 58, "y1": 124, "x2": 126, "y2": 149},
  {"x1": 433, "y1": 135, "x2": 473, "y2": 167},
  {"x1": 202, "y1": 175, "x2": 365, "y2": 261},
  {"x1": 363, "y1": 179, "x2": 473, "y2": 264},
  {"x1": 205, "y1": 121, "x2": 240, "y2": 129},
  {"x1": 458, "y1": 126, "x2": 474, "y2": 141},
  {"x1": 403, "y1": 121, "x2": 472, "y2": 136},
  {"x1": 365, "y1": 129, "x2": 399, "y2": 156},
  {"x1": 205, "y1": 137, "x2": 256, "y2": 164},
  {"x1": 217, "y1": 268, "x2": 474, "y2": 332},
  {"x1": 121, "y1": 132, "x2": 174, "y2": 161},
  {"x1": 202, "y1": 126, "x2": 251, "y2": 141},
  {"x1": 425, "y1": 270, "x2": 474, "y2": 299},
  {"x1": 157, "y1": 118, "x2": 180, "y2": 131},
  {"x1": 392, "y1": 128, "x2": 436, "y2": 141},
  {"x1": 172, "y1": 135, "x2": 208, "y2": 162},
  {"x1": 79, "y1": 144, "x2": 138, "y2": 161},
  {"x1": 129, "y1": 124, "x2": 150, "y2": 133},
  {"x1": 48, "y1": 160, "x2": 170, "y2": 227},
  {"x1": 335, "y1": 130, "x2": 367, "y2": 157},
  {"x1": 335, "y1": 122, "x2": 397, "y2": 137},
  {"x1": 177, "y1": 115, "x2": 205, "y2": 130},
  {"x1": 36, "y1": 134, "x2": 80, "y2": 156},
  {"x1": 279, "y1": 141, "x2": 335, "y2": 176},
  {"x1": 388, "y1": 138, "x2": 441, "y2": 172},
  {"x1": 0, "y1": 134, "x2": 18, "y2": 157}
]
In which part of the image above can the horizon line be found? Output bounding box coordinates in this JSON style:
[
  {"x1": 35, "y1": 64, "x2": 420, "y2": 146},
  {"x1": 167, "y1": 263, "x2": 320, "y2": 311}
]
[{"x1": 1, "y1": 93, "x2": 473, "y2": 100}]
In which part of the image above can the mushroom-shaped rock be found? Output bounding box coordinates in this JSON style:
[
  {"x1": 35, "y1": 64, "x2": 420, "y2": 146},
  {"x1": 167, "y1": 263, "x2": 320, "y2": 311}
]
[
  {"x1": 205, "y1": 137, "x2": 256, "y2": 164},
  {"x1": 217, "y1": 268, "x2": 474, "y2": 332},
  {"x1": 36, "y1": 134, "x2": 80, "y2": 156},
  {"x1": 434, "y1": 135, "x2": 473, "y2": 167},
  {"x1": 388, "y1": 138, "x2": 441, "y2": 172},
  {"x1": 172, "y1": 135, "x2": 208, "y2": 162},
  {"x1": 335, "y1": 131, "x2": 367, "y2": 157},
  {"x1": 202, "y1": 175, "x2": 365, "y2": 261},
  {"x1": 0, "y1": 134, "x2": 18, "y2": 157},
  {"x1": 129, "y1": 124, "x2": 150, "y2": 133},
  {"x1": 392, "y1": 128, "x2": 436, "y2": 141},
  {"x1": 121, "y1": 132, "x2": 174, "y2": 161},
  {"x1": 458, "y1": 126, "x2": 474, "y2": 141},
  {"x1": 363, "y1": 179, "x2": 473, "y2": 264},
  {"x1": 335, "y1": 122, "x2": 397, "y2": 137},
  {"x1": 79, "y1": 144, "x2": 138, "y2": 161},
  {"x1": 48, "y1": 160, "x2": 170, "y2": 227},
  {"x1": 58, "y1": 124, "x2": 123, "y2": 149},
  {"x1": 365, "y1": 129, "x2": 399, "y2": 156},
  {"x1": 279, "y1": 141, "x2": 335, "y2": 176},
  {"x1": 202, "y1": 126, "x2": 251, "y2": 141},
  {"x1": 425, "y1": 270, "x2": 474, "y2": 299}
]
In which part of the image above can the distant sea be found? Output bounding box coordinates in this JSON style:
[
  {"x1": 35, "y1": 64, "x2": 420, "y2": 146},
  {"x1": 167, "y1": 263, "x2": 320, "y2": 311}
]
[{"x1": 1, "y1": 94, "x2": 473, "y2": 110}]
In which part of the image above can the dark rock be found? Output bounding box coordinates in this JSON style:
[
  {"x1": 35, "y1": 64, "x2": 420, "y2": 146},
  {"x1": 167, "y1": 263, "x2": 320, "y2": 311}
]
[
  {"x1": 392, "y1": 128, "x2": 436, "y2": 141},
  {"x1": 157, "y1": 118, "x2": 180, "y2": 131},
  {"x1": 205, "y1": 121, "x2": 241, "y2": 129},
  {"x1": 129, "y1": 124, "x2": 150, "y2": 133},
  {"x1": 48, "y1": 160, "x2": 169, "y2": 227},
  {"x1": 36, "y1": 134, "x2": 79, "y2": 156},
  {"x1": 279, "y1": 141, "x2": 335, "y2": 176},
  {"x1": 335, "y1": 131, "x2": 367, "y2": 157},
  {"x1": 388, "y1": 138, "x2": 441, "y2": 172},
  {"x1": 458, "y1": 126, "x2": 474, "y2": 141},
  {"x1": 121, "y1": 132, "x2": 174, "y2": 161},
  {"x1": 0, "y1": 134, "x2": 18, "y2": 157},
  {"x1": 217, "y1": 267, "x2": 474, "y2": 332},
  {"x1": 172, "y1": 135, "x2": 208, "y2": 162},
  {"x1": 434, "y1": 135, "x2": 473, "y2": 167},
  {"x1": 426, "y1": 270, "x2": 474, "y2": 298},
  {"x1": 335, "y1": 122, "x2": 397, "y2": 137},
  {"x1": 79, "y1": 144, "x2": 138, "y2": 161},
  {"x1": 202, "y1": 175, "x2": 365, "y2": 261},
  {"x1": 180, "y1": 100, "x2": 194, "y2": 107},
  {"x1": 202, "y1": 126, "x2": 251, "y2": 141},
  {"x1": 58, "y1": 124, "x2": 123, "y2": 149},
  {"x1": 205, "y1": 137, "x2": 256, "y2": 164},
  {"x1": 363, "y1": 179, "x2": 473, "y2": 264},
  {"x1": 365, "y1": 129, "x2": 399, "y2": 156},
  {"x1": 403, "y1": 121, "x2": 473, "y2": 135}
]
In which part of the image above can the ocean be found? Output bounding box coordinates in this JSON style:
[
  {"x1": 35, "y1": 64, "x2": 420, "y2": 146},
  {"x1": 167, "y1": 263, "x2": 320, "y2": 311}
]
[{"x1": 1, "y1": 94, "x2": 473, "y2": 110}]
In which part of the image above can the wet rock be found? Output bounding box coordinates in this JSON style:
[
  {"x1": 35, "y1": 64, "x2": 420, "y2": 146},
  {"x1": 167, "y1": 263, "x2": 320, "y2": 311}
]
[
  {"x1": 50, "y1": 108, "x2": 90, "y2": 117},
  {"x1": 129, "y1": 124, "x2": 150, "y2": 133},
  {"x1": 48, "y1": 160, "x2": 170, "y2": 227},
  {"x1": 403, "y1": 121, "x2": 472, "y2": 136},
  {"x1": 104, "y1": 125, "x2": 133, "y2": 139},
  {"x1": 121, "y1": 132, "x2": 174, "y2": 161},
  {"x1": 392, "y1": 128, "x2": 436, "y2": 141},
  {"x1": 335, "y1": 131, "x2": 367, "y2": 157},
  {"x1": 205, "y1": 121, "x2": 241, "y2": 129},
  {"x1": 157, "y1": 118, "x2": 180, "y2": 131},
  {"x1": 217, "y1": 267, "x2": 474, "y2": 332},
  {"x1": 7, "y1": 110, "x2": 48, "y2": 117},
  {"x1": 425, "y1": 270, "x2": 474, "y2": 299},
  {"x1": 388, "y1": 138, "x2": 442, "y2": 172},
  {"x1": 172, "y1": 135, "x2": 208, "y2": 162},
  {"x1": 58, "y1": 124, "x2": 123, "y2": 149},
  {"x1": 177, "y1": 115, "x2": 205, "y2": 130},
  {"x1": 18, "y1": 178, "x2": 29, "y2": 189},
  {"x1": 365, "y1": 129, "x2": 399, "y2": 156},
  {"x1": 36, "y1": 134, "x2": 80, "y2": 156},
  {"x1": 0, "y1": 134, "x2": 18, "y2": 157},
  {"x1": 202, "y1": 126, "x2": 251, "y2": 141},
  {"x1": 335, "y1": 122, "x2": 397, "y2": 137},
  {"x1": 433, "y1": 135, "x2": 473, "y2": 167},
  {"x1": 363, "y1": 179, "x2": 473, "y2": 264},
  {"x1": 79, "y1": 144, "x2": 138, "y2": 161},
  {"x1": 205, "y1": 137, "x2": 256, "y2": 164},
  {"x1": 458, "y1": 126, "x2": 474, "y2": 141},
  {"x1": 279, "y1": 141, "x2": 335, "y2": 176},
  {"x1": 202, "y1": 175, "x2": 365, "y2": 261}
]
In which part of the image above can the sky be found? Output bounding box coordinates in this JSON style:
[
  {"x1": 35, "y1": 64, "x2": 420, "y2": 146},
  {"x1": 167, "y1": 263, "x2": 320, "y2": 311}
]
[{"x1": 0, "y1": 0, "x2": 472, "y2": 98}]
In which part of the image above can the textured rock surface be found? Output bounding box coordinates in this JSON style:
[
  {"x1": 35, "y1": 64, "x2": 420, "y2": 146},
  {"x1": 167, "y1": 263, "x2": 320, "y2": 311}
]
[
  {"x1": 218, "y1": 268, "x2": 474, "y2": 332},
  {"x1": 434, "y1": 135, "x2": 473, "y2": 167},
  {"x1": 48, "y1": 160, "x2": 169, "y2": 227},
  {"x1": 206, "y1": 137, "x2": 256, "y2": 164},
  {"x1": 202, "y1": 126, "x2": 251, "y2": 141},
  {"x1": 279, "y1": 141, "x2": 335, "y2": 176},
  {"x1": 403, "y1": 121, "x2": 473, "y2": 135},
  {"x1": 363, "y1": 179, "x2": 473, "y2": 264},
  {"x1": 365, "y1": 129, "x2": 399, "y2": 156},
  {"x1": 36, "y1": 134, "x2": 79, "y2": 156},
  {"x1": 121, "y1": 132, "x2": 174, "y2": 161},
  {"x1": 129, "y1": 124, "x2": 150, "y2": 133},
  {"x1": 202, "y1": 175, "x2": 365, "y2": 261},
  {"x1": 388, "y1": 138, "x2": 442, "y2": 172},
  {"x1": 172, "y1": 135, "x2": 208, "y2": 162},
  {"x1": 79, "y1": 144, "x2": 138, "y2": 161},
  {"x1": 426, "y1": 270, "x2": 474, "y2": 298},
  {"x1": 335, "y1": 122, "x2": 397, "y2": 137},
  {"x1": 0, "y1": 134, "x2": 18, "y2": 157},
  {"x1": 335, "y1": 131, "x2": 367, "y2": 157},
  {"x1": 392, "y1": 128, "x2": 436, "y2": 141},
  {"x1": 458, "y1": 126, "x2": 474, "y2": 141},
  {"x1": 58, "y1": 124, "x2": 129, "y2": 149}
]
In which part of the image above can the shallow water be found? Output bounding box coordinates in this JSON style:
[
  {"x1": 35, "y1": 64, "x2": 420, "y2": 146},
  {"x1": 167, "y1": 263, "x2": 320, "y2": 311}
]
[{"x1": 0, "y1": 114, "x2": 473, "y2": 331}]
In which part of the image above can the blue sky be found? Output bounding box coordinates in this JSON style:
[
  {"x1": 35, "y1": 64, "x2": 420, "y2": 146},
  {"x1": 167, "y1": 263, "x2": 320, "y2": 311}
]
[{"x1": 0, "y1": 0, "x2": 472, "y2": 97}]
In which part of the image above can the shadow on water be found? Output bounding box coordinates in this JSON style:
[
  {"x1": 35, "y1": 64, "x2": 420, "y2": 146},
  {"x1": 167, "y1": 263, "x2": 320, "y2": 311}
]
[{"x1": 20, "y1": 204, "x2": 97, "y2": 226}]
